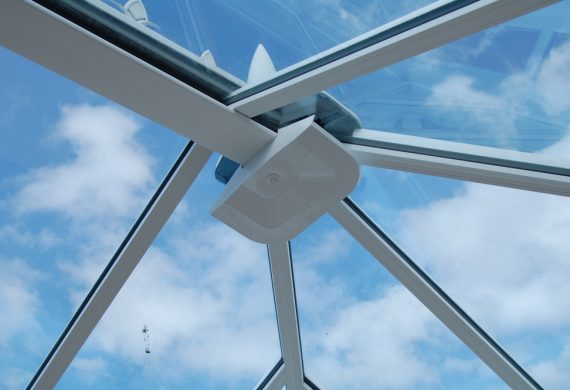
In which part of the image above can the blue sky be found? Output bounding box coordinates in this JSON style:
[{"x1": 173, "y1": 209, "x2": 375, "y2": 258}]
[{"x1": 2, "y1": 0, "x2": 570, "y2": 389}]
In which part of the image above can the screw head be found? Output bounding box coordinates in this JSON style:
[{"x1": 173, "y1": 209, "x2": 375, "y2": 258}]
[{"x1": 266, "y1": 173, "x2": 280, "y2": 185}]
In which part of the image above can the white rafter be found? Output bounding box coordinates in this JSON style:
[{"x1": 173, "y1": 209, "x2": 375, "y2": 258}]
[
  {"x1": 27, "y1": 143, "x2": 212, "y2": 389},
  {"x1": 267, "y1": 242, "x2": 305, "y2": 390},
  {"x1": 1, "y1": 1, "x2": 562, "y2": 389},
  {"x1": 229, "y1": 0, "x2": 558, "y2": 118},
  {"x1": 254, "y1": 361, "x2": 286, "y2": 390},
  {"x1": 345, "y1": 129, "x2": 570, "y2": 197},
  {"x1": 329, "y1": 199, "x2": 542, "y2": 390},
  {"x1": 0, "y1": 0, "x2": 274, "y2": 165}
]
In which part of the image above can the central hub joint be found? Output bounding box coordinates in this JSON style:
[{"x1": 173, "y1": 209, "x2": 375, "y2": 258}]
[
  {"x1": 210, "y1": 116, "x2": 360, "y2": 243},
  {"x1": 265, "y1": 173, "x2": 280, "y2": 185}
]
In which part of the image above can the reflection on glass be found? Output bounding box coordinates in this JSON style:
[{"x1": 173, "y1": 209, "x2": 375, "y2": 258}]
[
  {"x1": 0, "y1": 47, "x2": 185, "y2": 388},
  {"x1": 98, "y1": 0, "x2": 436, "y2": 75},
  {"x1": 292, "y1": 214, "x2": 503, "y2": 389},
  {"x1": 351, "y1": 166, "x2": 570, "y2": 389},
  {"x1": 333, "y1": 1, "x2": 570, "y2": 157},
  {"x1": 38, "y1": 0, "x2": 444, "y2": 146},
  {"x1": 58, "y1": 157, "x2": 281, "y2": 389},
  {"x1": 37, "y1": 0, "x2": 369, "y2": 135}
]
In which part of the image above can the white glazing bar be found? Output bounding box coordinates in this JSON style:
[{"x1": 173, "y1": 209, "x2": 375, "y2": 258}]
[
  {"x1": 346, "y1": 143, "x2": 570, "y2": 197},
  {"x1": 267, "y1": 242, "x2": 305, "y2": 390},
  {"x1": 230, "y1": 0, "x2": 558, "y2": 118},
  {"x1": 28, "y1": 143, "x2": 212, "y2": 389},
  {"x1": 0, "y1": 0, "x2": 275, "y2": 165},
  {"x1": 329, "y1": 199, "x2": 542, "y2": 390},
  {"x1": 265, "y1": 368, "x2": 286, "y2": 390},
  {"x1": 350, "y1": 129, "x2": 570, "y2": 173},
  {"x1": 304, "y1": 377, "x2": 323, "y2": 390},
  {"x1": 255, "y1": 363, "x2": 286, "y2": 390}
]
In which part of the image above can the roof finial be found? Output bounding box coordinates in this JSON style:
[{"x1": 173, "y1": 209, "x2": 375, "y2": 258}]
[
  {"x1": 247, "y1": 44, "x2": 276, "y2": 84},
  {"x1": 201, "y1": 50, "x2": 217, "y2": 67},
  {"x1": 109, "y1": 0, "x2": 159, "y2": 29}
]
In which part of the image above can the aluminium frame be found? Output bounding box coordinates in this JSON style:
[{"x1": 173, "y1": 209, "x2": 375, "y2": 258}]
[
  {"x1": 0, "y1": 0, "x2": 564, "y2": 388},
  {"x1": 227, "y1": 0, "x2": 558, "y2": 117},
  {"x1": 28, "y1": 142, "x2": 212, "y2": 389},
  {"x1": 344, "y1": 129, "x2": 570, "y2": 196},
  {"x1": 330, "y1": 199, "x2": 541, "y2": 390}
]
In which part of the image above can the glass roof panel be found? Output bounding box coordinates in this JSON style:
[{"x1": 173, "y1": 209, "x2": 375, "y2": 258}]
[
  {"x1": 0, "y1": 46, "x2": 185, "y2": 388},
  {"x1": 58, "y1": 156, "x2": 281, "y2": 389},
  {"x1": 351, "y1": 165, "x2": 570, "y2": 389},
  {"x1": 34, "y1": 0, "x2": 446, "y2": 132},
  {"x1": 329, "y1": 1, "x2": 570, "y2": 157},
  {"x1": 5, "y1": 1, "x2": 568, "y2": 388},
  {"x1": 292, "y1": 214, "x2": 505, "y2": 389},
  {"x1": 97, "y1": 0, "x2": 437, "y2": 78}
]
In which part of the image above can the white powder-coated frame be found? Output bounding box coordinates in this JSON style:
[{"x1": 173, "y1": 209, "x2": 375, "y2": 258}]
[{"x1": 0, "y1": 0, "x2": 563, "y2": 389}]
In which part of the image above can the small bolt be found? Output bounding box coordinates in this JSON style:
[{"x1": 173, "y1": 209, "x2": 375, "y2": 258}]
[{"x1": 266, "y1": 173, "x2": 280, "y2": 185}]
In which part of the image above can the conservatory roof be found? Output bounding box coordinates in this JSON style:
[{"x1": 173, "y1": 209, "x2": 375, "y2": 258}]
[{"x1": 1, "y1": 0, "x2": 569, "y2": 389}]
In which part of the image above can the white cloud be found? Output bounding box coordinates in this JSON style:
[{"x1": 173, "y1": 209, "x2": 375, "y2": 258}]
[
  {"x1": 14, "y1": 104, "x2": 154, "y2": 220},
  {"x1": 428, "y1": 75, "x2": 522, "y2": 146},
  {"x1": 305, "y1": 285, "x2": 438, "y2": 389},
  {"x1": 0, "y1": 225, "x2": 60, "y2": 249},
  {"x1": 71, "y1": 222, "x2": 281, "y2": 383},
  {"x1": 0, "y1": 87, "x2": 32, "y2": 127},
  {"x1": 0, "y1": 258, "x2": 43, "y2": 346},
  {"x1": 297, "y1": 0, "x2": 433, "y2": 40},
  {"x1": 535, "y1": 42, "x2": 570, "y2": 117},
  {"x1": 70, "y1": 357, "x2": 108, "y2": 384},
  {"x1": 2, "y1": 103, "x2": 160, "y2": 340},
  {"x1": 9, "y1": 95, "x2": 562, "y2": 389},
  {"x1": 295, "y1": 228, "x2": 351, "y2": 265},
  {"x1": 530, "y1": 341, "x2": 570, "y2": 390},
  {"x1": 1, "y1": 101, "x2": 282, "y2": 386},
  {"x1": 389, "y1": 125, "x2": 570, "y2": 387},
  {"x1": 353, "y1": 39, "x2": 570, "y2": 385},
  {"x1": 405, "y1": 37, "x2": 570, "y2": 338},
  {"x1": 0, "y1": 103, "x2": 161, "y2": 385},
  {"x1": 443, "y1": 357, "x2": 481, "y2": 375},
  {"x1": 291, "y1": 226, "x2": 473, "y2": 389},
  {"x1": 0, "y1": 367, "x2": 33, "y2": 390},
  {"x1": 427, "y1": 42, "x2": 570, "y2": 150},
  {"x1": 399, "y1": 183, "x2": 570, "y2": 334}
]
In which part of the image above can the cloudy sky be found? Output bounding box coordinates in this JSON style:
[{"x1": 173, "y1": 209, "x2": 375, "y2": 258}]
[{"x1": 1, "y1": 0, "x2": 570, "y2": 389}]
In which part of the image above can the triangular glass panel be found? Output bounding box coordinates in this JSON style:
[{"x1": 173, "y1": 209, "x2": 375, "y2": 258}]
[
  {"x1": 351, "y1": 166, "x2": 570, "y2": 389},
  {"x1": 329, "y1": 1, "x2": 570, "y2": 154},
  {"x1": 0, "y1": 46, "x2": 186, "y2": 389},
  {"x1": 58, "y1": 157, "x2": 281, "y2": 389},
  {"x1": 98, "y1": 0, "x2": 438, "y2": 72},
  {"x1": 291, "y1": 214, "x2": 505, "y2": 389}
]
